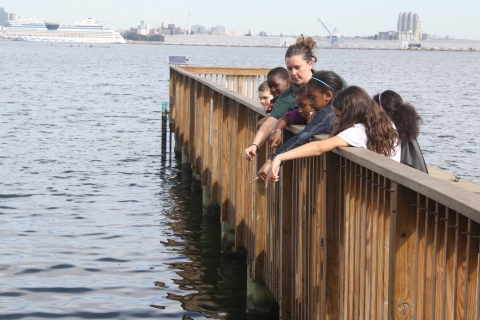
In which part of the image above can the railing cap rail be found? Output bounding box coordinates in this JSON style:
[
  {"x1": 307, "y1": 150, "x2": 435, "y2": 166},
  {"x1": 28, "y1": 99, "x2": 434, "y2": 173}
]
[{"x1": 180, "y1": 65, "x2": 271, "y2": 76}]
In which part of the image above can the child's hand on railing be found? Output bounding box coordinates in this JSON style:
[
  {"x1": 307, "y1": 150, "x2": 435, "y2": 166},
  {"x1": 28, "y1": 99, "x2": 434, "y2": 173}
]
[
  {"x1": 249, "y1": 160, "x2": 272, "y2": 184},
  {"x1": 243, "y1": 144, "x2": 258, "y2": 161},
  {"x1": 265, "y1": 158, "x2": 281, "y2": 188},
  {"x1": 269, "y1": 131, "x2": 282, "y2": 147}
]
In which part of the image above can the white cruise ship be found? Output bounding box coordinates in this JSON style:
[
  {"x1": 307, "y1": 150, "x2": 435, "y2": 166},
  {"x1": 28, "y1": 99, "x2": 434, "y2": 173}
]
[{"x1": 0, "y1": 18, "x2": 125, "y2": 44}]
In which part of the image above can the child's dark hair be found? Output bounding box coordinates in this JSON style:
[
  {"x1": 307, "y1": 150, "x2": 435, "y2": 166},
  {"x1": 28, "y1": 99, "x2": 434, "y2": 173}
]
[
  {"x1": 307, "y1": 70, "x2": 344, "y2": 95},
  {"x1": 373, "y1": 90, "x2": 422, "y2": 143},
  {"x1": 332, "y1": 86, "x2": 399, "y2": 158},
  {"x1": 285, "y1": 34, "x2": 317, "y2": 63},
  {"x1": 267, "y1": 67, "x2": 289, "y2": 81},
  {"x1": 295, "y1": 84, "x2": 307, "y2": 97}
]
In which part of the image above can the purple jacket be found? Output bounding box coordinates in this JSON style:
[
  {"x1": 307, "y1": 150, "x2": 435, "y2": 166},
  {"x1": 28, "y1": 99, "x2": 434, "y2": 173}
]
[{"x1": 284, "y1": 109, "x2": 307, "y2": 125}]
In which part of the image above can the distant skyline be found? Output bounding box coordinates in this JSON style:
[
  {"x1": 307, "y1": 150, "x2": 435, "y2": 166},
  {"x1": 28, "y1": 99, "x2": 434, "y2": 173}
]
[{"x1": 2, "y1": 0, "x2": 480, "y2": 40}]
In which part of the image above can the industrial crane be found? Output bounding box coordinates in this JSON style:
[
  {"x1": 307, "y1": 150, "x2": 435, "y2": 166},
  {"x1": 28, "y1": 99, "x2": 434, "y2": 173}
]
[{"x1": 317, "y1": 17, "x2": 339, "y2": 47}]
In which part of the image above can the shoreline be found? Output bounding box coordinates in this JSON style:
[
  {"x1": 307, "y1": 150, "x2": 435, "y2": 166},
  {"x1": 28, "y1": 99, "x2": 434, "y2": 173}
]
[{"x1": 2, "y1": 39, "x2": 478, "y2": 52}]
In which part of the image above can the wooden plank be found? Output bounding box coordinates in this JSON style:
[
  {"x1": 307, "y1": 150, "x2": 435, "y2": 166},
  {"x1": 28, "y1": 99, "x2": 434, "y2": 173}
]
[
  {"x1": 363, "y1": 168, "x2": 372, "y2": 320},
  {"x1": 347, "y1": 160, "x2": 355, "y2": 320},
  {"x1": 353, "y1": 164, "x2": 361, "y2": 319},
  {"x1": 211, "y1": 91, "x2": 220, "y2": 202},
  {"x1": 455, "y1": 214, "x2": 468, "y2": 318},
  {"x1": 359, "y1": 166, "x2": 367, "y2": 320},
  {"x1": 325, "y1": 152, "x2": 341, "y2": 320},
  {"x1": 424, "y1": 198, "x2": 436, "y2": 319},
  {"x1": 467, "y1": 221, "x2": 479, "y2": 320},
  {"x1": 251, "y1": 109, "x2": 265, "y2": 281},
  {"x1": 375, "y1": 175, "x2": 385, "y2": 320},
  {"x1": 382, "y1": 179, "x2": 393, "y2": 320},
  {"x1": 393, "y1": 186, "x2": 417, "y2": 319},
  {"x1": 201, "y1": 85, "x2": 210, "y2": 185},
  {"x1": 220, "y1": 96, "x2": 230, "y2": 219},
  {"x1": 434, "y1": 203, "x2": 448, "y2": 320},
  {"x1": 445, "y1": 209, "x2": 458, "y2": 319}
]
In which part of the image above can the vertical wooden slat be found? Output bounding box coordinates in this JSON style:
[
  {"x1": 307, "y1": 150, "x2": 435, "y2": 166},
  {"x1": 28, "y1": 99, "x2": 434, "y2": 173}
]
[
  {"x1": 433, "y1": 203, "x2": 448, "y2": 320},
  {"x1": 456, "y1": 213, "x2": 468, "y2": 318},
  {"x1": 325, "y1": 152, "x2": 341, "y2": 320},
  {"x1": 280, "y1": 131, "x2": 294, "y2": 320},
  {"x1": 375, "y1": 175, "x2": 385, "y2": 320},
  {"x1": 467, "y1": 221, "x2": 479, "y2": 320},
  {"x1": 211, "y1": 91, "x2": 220, "y2": 202},
  {"x1": 445, "y1": 209, "x2": 458, "y2": 319},
  {"x1": 424, "y1": 197, "x2": 436, "y2": 319}
]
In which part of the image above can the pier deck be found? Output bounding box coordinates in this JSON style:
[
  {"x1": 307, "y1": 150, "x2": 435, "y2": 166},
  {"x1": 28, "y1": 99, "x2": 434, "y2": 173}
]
[{"x1": 169, "y1": 65, "x2": 480, "y2": 319}]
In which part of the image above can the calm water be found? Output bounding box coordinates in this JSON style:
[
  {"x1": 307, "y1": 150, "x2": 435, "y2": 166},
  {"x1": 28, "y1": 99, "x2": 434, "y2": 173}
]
[{"x1": 0, "y1": 42, "x2": 479, "y2": 319}]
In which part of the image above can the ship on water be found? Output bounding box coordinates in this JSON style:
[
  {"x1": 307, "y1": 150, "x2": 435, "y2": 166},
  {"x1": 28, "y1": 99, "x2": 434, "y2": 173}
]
[{"x1": 0, "y1": 18, "x2": 125, "y2": 44}]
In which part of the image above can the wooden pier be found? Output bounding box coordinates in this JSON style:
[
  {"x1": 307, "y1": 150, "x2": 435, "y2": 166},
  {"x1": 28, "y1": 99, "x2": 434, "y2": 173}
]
[{"x1": 169, "y1": 65, "x2": 480, "y2": 319}]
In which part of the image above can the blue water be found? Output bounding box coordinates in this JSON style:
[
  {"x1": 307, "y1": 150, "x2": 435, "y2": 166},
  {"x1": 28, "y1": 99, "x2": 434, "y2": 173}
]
[{"x1": 0, "y1": 41, "x2": 479, "y2": 319}]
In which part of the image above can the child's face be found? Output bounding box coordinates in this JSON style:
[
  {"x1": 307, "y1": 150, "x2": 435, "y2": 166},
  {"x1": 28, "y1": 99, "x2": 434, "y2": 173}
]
[
  {"x1": 258, "y1": 90, "x2": 273, "y2": 111},
  {"x1": 306, "y1": 85, "x2": 329, "y2": 111},
  {"x1": 332, "y1": 106, "x2": 342, "y2": 125},
  {"x1": 296, "y1": 94, "x2": 314, "y2": 120},
  {"x1": 267, "y1": 75, "x2": 289, "y2": 97}
]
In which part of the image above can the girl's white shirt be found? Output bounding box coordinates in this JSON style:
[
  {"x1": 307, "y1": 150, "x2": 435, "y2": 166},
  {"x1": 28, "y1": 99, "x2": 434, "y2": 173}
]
[{"x1": 337, "y1": 123, "x2": 401, "y2": 162}]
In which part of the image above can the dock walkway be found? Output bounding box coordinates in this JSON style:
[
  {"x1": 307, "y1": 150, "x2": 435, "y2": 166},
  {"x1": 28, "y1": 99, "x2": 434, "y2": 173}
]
[{"x1": 169, "y1": 65, "x2": 480, "y2": 319}]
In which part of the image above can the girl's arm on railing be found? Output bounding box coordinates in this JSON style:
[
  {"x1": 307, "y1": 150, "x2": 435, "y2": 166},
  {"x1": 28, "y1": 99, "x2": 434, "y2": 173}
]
[
  {"x1": 269, "y1": 114, "x2": 295, "y2": 147},
  {"x1": 243, "y1": 117, "x2": 278, "y2": 161},
  {"x1": 265, "y1": 136, "x2": 350, "y2": 187}
]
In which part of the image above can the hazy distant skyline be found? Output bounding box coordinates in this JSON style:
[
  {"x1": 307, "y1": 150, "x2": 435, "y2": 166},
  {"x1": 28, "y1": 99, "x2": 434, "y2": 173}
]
[{"x1": 2, "y1": 0, "x2": 480, "y2": 40}]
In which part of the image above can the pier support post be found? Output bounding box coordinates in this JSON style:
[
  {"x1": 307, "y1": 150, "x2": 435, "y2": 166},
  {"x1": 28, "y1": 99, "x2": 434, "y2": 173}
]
[
  {"x1": 246, "y1": 264, "x2": 278, "y2": 315},
  {"x1": 191, "y1": 171, "x2": 202, "y2": 192},
  {"x1": 202, "y1": 186, "x2": 220, "y2": 216},
  {"x1": 221, "y1": 220, "x2": 236, "y2": 253},
  {"x1": 174, "y1": 138, "x2": 182, "y2": 154}
]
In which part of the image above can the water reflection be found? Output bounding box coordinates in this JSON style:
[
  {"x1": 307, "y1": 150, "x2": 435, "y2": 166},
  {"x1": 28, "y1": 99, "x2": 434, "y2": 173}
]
[{"x1": 156, "y1": 155, "x2": 250, "y2": 319}]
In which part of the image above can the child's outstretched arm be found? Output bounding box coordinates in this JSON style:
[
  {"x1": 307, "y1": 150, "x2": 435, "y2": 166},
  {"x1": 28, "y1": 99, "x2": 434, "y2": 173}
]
[
  {"x1": 269, "y1": 115, "x2": 292, "y2": 147},
  {"x1": 265, "y1": 136, "x2": 350, "y2": 188}
]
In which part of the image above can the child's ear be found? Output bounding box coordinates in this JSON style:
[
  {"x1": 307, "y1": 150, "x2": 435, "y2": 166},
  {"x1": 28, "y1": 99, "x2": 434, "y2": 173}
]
[{"x1": 325, "y1": 90, "x2": 334, "y2": 100}]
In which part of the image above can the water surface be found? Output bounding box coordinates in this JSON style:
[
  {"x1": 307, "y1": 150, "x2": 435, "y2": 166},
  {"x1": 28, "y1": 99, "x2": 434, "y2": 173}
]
[{"x1": 0, "y1": 42, "x2": 479, "y2": 319}]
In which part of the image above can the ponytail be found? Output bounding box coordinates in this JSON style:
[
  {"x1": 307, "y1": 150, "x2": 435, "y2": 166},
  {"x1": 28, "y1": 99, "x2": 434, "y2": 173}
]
[{"x1": 373, "y1": 90, "x2": 422, "y2": 142}]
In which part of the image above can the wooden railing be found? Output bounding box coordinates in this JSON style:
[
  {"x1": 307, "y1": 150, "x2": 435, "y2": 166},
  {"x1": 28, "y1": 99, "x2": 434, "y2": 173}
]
[
  {"x1": 169, "y1": 65, "x2": 480, "y2": 319},
  {"x1": 180, "y1": 66, "x2": 270, "y2": 100}
]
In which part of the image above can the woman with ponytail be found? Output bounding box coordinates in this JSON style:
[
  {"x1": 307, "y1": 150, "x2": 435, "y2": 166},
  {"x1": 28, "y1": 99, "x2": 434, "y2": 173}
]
[{"x1": 373, "y1": 90, "x2": 428, "y2": 173}]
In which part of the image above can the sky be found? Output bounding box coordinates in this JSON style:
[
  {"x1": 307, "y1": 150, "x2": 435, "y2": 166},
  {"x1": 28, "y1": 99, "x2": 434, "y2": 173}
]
[{"x1": 2, "y1": 0, "x2": 480, "y2": 40}]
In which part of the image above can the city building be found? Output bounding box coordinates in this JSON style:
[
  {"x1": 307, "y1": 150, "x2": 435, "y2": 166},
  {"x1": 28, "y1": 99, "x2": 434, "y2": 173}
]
[
  {"x1": 137, "y1": 20, "x2": 149, "y2": 35},
  {"x1": 8, "y1": 13, "x2": 17, "y2": 21},
  {"x1": 161, "y1": 23, "x2": 182, "y2": 35},
  {"x1": 377, "y1": 31, "x2": 398, "y2": 41},
  {"x1": 0, "y1": 7, "x2": 8, "y2": 26},
  {"x1": 397, "y1": 11, "x2": 422, "y2": 41},
  {"x1": 191, "y1": 24, "x2": 207, "y2": 35},
  {"x1": 225, "y1": 29, "x2": 243, "y2": 36},
  {"x1": 210, "y1": 25, "x2": 225, "y2": 36},
  {"x1": 377, "y1": 11, "x2": 423, "y2": 41}
]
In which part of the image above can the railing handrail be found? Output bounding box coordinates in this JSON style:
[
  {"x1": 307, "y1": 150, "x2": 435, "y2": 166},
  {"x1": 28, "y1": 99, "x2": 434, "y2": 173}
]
[
  {"x1": 172, "y1": 65, "x2": 480, "y2": 222},
  {"x1": 180, "y1": 65, "x2": 271, "y2": 76}
]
